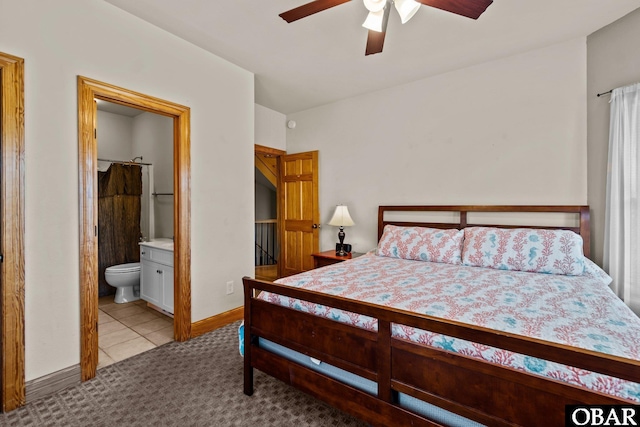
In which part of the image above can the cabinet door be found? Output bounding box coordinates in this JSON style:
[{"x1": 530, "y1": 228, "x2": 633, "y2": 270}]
[
  {"x1": 140, "y1": 261, "x2": 162, "y2": 307},
  {"x1": 162, "y1": 266, "x2": 174, "y2": 314}
]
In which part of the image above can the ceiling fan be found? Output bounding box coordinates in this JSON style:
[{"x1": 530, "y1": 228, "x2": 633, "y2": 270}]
[{"x1": 279, "y1": 0, "x2": 493, "y2": 55}]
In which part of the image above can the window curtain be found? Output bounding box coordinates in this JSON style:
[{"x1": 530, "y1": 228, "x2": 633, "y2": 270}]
[{"x1": 604, "y1": 82, "x2": 640, "y2": 313}]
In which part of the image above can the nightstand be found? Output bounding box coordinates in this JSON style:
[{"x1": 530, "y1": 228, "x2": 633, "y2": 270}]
[{"x1": 311, "y1": 250, "x2": 364, "y2": 269}]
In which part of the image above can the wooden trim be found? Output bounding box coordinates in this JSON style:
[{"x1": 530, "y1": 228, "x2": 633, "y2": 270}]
[
  {"x1": 191, "y1": 306, "x2": 243, "y2": 338},
  {"x1": 0, "y1": 51, "x2": 26, "y2": 412},
  {"x1": 254, "y1": 144, "x2": 285, "y2": 156},
  {"x1": 276, "y1": 155, "x2": 284, "y2": 279},
  {"x1": 77, "y1": 76, "x2": 191, "y2": 382},
  {"x1": 25, "y1": 365, "x2": 80, "y2": 403},
  {"x1": 173, "y1": 105, "x2": 192, "y2": 342}
]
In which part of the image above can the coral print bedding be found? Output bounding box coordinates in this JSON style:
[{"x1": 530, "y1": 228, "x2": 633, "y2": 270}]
[
  {"x1": 462, "y1": 226, "x2": 585, "y2": 275},
  {"x1": 377, "y1": 225, "x2": 464, "y2": 265},
  {"x1": 260, "y1": 252, "x2": 640, "y2": 401}
]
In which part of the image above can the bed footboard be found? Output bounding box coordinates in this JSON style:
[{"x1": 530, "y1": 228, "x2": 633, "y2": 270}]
[{"x1": 243, "y1": 277, "x2": 640, "y2": 427}]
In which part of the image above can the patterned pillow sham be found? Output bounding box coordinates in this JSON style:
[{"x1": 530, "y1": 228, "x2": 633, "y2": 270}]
[
  {"x1": 461, "y1": 227, "x2": 585, "y2": 276},
  {"x1": 377, "y1": 225, "x2": 464, "y2": 265}
]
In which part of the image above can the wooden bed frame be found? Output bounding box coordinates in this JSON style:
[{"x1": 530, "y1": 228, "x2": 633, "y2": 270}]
[{"x1": 243, "y1": 206, "x2": 640, "y2": 426}]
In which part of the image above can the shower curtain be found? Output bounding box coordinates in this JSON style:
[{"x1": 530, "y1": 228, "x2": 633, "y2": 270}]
[{"x1": 98, "y1": 163, "x2": 143, "y2": 297}]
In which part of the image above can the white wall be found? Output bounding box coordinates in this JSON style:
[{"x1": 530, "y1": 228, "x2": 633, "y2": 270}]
[
  {"x1": 587, "y1": 8, "x2": 640, "y2": 267},
  {"x1": 96, "y1": 110, "x2": 133, "y2": 160},
  {"x1": 132, "y1": 112, "x2": 174, "y2": 239},
  {"x1": 0, "y1": 0, "x2": 254, "y2": 381},
  {"x1": 255, "y1": 181, "x2": 276, "y2": 220},
  {"x1": 287, "y1": 39, "x2": 588, "y2": 253},
  {"x1": 255, "y1": 104, "x2": 286, "y2": 151},
  {"x1": 96, "y1": 109, "x2": 175, "y2": 240}
]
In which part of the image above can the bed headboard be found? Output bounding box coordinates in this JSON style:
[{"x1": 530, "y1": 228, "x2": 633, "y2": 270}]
[{"x1": 377, "y1": 205, "x2": 591, "y2": 258}]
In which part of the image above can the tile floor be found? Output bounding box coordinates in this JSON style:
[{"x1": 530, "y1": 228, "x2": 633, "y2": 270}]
[{"x1": 98, "y1": 296, "x2": 174, "y2": 369}]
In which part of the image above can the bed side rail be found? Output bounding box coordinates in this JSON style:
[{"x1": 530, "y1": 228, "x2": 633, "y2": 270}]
[
  {"x1": 243, "y1": 277, "x2": 640, "y2": 384},
  {"x1": 243, "y1": 276, "x2": 638, "y2": 426}
]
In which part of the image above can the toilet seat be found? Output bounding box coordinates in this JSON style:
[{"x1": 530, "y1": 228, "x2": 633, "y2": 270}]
[{"x1": 106, "y1": 262, "x2": 140, "y2": 274}]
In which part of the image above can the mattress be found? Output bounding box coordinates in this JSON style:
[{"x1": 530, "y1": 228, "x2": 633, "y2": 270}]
[{"x1": 260, "y1": 252, "x2": 640, "y2": 401}]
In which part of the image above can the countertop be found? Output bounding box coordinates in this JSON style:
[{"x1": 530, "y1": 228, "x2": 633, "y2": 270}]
[{"x1": 139, "y1": 239, "x2": 174, "y2": 251}]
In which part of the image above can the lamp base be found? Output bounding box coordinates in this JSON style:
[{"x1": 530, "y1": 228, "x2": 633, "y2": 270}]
[
  {"x1": 335, "y1": 243, "x2": 352, "y2": 255},
  {"x1": 336, "y1": 227, "x2": 347, "y2": 256}
]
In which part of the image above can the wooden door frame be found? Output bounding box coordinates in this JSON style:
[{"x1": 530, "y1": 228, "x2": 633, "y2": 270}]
[
  {"x1": 78, "y1": 77, "x2": 191, "y2": 381},
  {"x1": 0, "y1": 52, "x2": 25, "y2": 411},
  {"x1": 254, "y1": 144, "x2": 285, "y2": 278}
]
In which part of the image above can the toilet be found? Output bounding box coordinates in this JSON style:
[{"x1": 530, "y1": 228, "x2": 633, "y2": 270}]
[{"x1": 105, "y1": 262, "x2": 141, "y2": 303}]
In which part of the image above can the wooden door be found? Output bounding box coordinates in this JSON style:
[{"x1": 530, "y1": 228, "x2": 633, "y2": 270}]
[{"x1": 279, "y1": 151, "x2": 319, "y2": 277}]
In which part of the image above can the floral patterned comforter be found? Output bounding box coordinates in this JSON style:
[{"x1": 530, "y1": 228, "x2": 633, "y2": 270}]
[{"x1": 260, "y1": 252, "x2": 640, "y2": 401}]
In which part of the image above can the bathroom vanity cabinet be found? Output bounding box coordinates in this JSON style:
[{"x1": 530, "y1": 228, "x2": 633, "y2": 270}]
[{"x1": 140, "y1": 241, "x2": 174, "y2": 314}]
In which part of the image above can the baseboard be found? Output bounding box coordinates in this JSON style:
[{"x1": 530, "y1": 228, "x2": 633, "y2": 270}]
[
  {"x1": 191, "y1": 306, "x2": 243, "y2": 338},
  {"x1": 26, "y1": 364, "x2": 81, "y2": 403}
]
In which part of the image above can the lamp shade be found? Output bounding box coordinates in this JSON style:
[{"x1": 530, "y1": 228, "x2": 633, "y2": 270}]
[
  {"x1": 394, "y1": 0, "x2": 420, "y2": 24},
  {"x1": 328, "y1": 205, "x2": 355, "y2": 227}
]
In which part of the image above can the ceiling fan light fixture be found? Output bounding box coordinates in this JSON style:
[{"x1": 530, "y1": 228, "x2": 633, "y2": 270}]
[
  {"x1": 363, "y1": 0, "x2": 387, "y2": 13},
  {"x1": 394, "y1": 0, "x2": 420, "y2": 24},
  {"x1": 362, "y1": 9, "x2": 385, "y2": 32}
]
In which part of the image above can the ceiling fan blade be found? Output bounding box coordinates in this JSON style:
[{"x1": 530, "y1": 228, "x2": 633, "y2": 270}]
[
  {"x1": 365, "y1": 2, "x2": 390, "y2": 56},
  {"x1": 279, "y1": 0, "x2": 351, "y2": 23},
  {"x1": 365, "y1": 30, "x2": 386, "y2": 55},
  {"x1": 415, "y1": 0, "x2": 493, "y2": 20}
]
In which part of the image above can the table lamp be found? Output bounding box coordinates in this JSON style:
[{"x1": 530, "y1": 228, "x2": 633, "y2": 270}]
[{"x1": 328, "y1": 205, "x2": 355, "y2": 256}]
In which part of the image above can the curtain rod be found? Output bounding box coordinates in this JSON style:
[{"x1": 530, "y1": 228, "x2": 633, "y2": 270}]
[
  {"x1": 98, "y1": 157, "x2": 152, "y2": 166},
  {"x1": 597, "y1": 90, "x2": 612, "y2": 97}
]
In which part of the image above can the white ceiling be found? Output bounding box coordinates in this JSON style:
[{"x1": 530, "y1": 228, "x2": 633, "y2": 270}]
[
  {"x1": 96, "y1": 99, "x2": 144, "y2": 117},
  {"x1": 103, "y1": 0, "x2": 639, "y2": 114}
]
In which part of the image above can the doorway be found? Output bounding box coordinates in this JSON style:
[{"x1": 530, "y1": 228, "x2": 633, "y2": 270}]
[
  {"x1": 78, "y1": 77, "x2": 191, "y2": 381},
  {"x1": 253, "y1": 146, "x2": 320, "y2": 279},
  {"x1": 0, "y1": 51, "x2": 25, "y2": 412},
  {"x1": 95, "y1": 100, "x2": 175, "y2": 368},
  {"x1": 254, "y1": 144, "x2": 284, "y2": 281}
]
